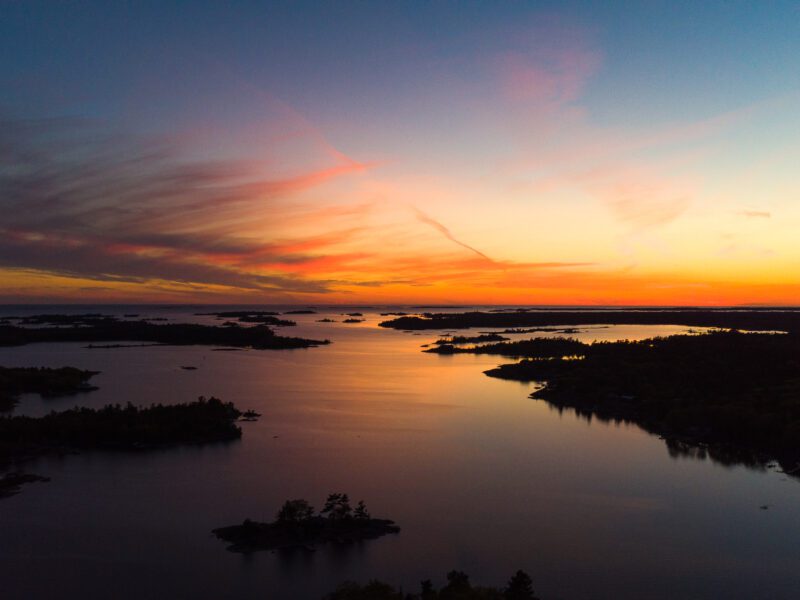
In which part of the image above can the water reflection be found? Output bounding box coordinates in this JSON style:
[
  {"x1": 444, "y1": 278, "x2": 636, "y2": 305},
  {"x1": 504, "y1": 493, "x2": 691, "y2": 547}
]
[{"x1": 0, "y1": 307, "x2": 799, "y2": 599}]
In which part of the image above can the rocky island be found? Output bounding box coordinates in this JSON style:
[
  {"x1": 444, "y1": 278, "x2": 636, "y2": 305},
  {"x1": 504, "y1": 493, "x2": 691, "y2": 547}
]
[{"x1": 213, "y1": 493, "x2": 400, "y2": 553}]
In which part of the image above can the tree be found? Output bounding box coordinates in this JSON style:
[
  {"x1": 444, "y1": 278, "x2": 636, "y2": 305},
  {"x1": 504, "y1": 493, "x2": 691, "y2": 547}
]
[
  {"x1": 440, "y1": 570, "x2": 472, "y2": 598},
  {"x1": 420, "y1": 579, "x2": 435, "y2": 600},
  {"x1": 504, "y1": 570, "x2": 538, "y2": 600},
  {"x1": 322, "y1": 492, "x2": 352, "y2": 519},
  {"x1": 276, "y1": 499, "x2": 315, "y2": 524},
  {"x1": 354, "y1": 500, "x2": 370, "y2": 520}
]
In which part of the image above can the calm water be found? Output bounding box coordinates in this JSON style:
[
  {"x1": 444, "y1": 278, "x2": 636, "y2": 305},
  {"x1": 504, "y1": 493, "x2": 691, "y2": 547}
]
[{"x1": 1, "y1": 306, "x2": 799, "y2": 599}]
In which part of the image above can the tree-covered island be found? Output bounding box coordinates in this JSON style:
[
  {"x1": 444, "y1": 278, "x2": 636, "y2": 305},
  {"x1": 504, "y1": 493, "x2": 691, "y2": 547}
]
[{"x1": 213, "y1": 493, "x2": 400, "y2": 553}]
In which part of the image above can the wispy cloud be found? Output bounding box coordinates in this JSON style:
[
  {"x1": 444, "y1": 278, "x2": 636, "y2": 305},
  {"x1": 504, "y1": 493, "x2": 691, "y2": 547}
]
[{"x1": 413, "y1": 208, "x2": 492, "y2": 261}]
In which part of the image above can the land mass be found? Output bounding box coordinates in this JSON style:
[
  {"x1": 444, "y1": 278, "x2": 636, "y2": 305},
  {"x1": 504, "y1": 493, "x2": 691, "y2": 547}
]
[
  {"x1": 214, "y1": 495, "x2": 399, "y2": 553},
  {"x1": 426, "y1": 337, "x2": 582, "y2": 356},
  {"x1": 0, "y1": 318, "x2": 327, "y2": 349},
  {"x1": 380, "y1": 309, "x2": 800, "y2": 332},
  {"x1": 0, "y1": 396, "x2": 244, "y2": 458},
  {"x1": 196, "y1": 311, "x2": 296, "y2": 326},
  {"x1": 449, "y1": 331, "x2": 800, "y2": 471},
  {"x1": 0, "y1": 366, "x2": 99, "y2": 411}
]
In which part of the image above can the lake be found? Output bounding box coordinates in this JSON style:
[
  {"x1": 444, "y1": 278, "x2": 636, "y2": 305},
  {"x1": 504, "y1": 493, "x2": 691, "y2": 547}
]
[{"x1": 1, "y1": 306, "x2": 799, "y2": 599}]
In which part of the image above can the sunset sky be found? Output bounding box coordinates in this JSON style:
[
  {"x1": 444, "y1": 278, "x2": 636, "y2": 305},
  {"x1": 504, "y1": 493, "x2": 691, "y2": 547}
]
[{"x1": 2, "y1": 1, "x2": 799, "y2": 305}]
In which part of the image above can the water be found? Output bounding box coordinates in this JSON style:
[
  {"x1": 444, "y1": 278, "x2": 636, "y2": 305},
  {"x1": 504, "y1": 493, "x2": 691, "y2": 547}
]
[{"x1": 1, "y1": 306, "x2": 799, "y2": 599}]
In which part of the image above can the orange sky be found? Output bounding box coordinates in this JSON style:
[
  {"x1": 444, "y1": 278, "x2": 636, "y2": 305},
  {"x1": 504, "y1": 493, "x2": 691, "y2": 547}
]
[{"x1": 2, "y1": 7, "x2": 799, "y2": 305}]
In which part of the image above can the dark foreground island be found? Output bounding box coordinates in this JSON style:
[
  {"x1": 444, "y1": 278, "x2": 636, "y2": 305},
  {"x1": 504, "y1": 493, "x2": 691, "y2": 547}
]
[
  {"x1": 0, "y1": 396, "x2": 244, "y2": 455},
  {"x1": 456, "y1": 331, "x2": 800, "y2": 470},
  {"x1": 0, "y1": 396, "x2": 248, "y2": 497},
  {"x1": 214, "y1": 494, "x2": 400, "y2": 553}
]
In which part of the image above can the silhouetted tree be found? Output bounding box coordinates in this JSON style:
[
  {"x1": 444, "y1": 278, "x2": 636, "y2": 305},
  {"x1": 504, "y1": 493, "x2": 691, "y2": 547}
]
[
  {"x1": 275, "y1": 499, "x2": 314, "y2": 524},
  {"x1": 324, "y1": 580, "x2": 403, "y2": 599},
  {"x1": 504, "y1": 570, "x2": 538, "y2": 600},
  {"x1": 440, "y1": 570, "x2": 472, "y2": 598},
  {"x1": 354, "y1": 500, "x2": 370, "y2": 520},
  {"x1": 322, "y1": 493, "x2": 353, "y2": 519},
  {"x1": 420, "y1": 579, "x2": 435, "y2": 599}
]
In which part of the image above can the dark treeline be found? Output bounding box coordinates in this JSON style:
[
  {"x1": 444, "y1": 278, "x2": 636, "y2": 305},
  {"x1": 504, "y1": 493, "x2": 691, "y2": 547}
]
[
  {"x1": 426, "y1": 337, "x2": 584, "y2": 357},
  {"x1": 380, "y1": 309, "x2": 800, "y2": 332},
  {"x1": 325, "y1": 569, "x2": 540, "y2": 600},
  {"x1": 0, "y1": 366, "x2": 98, "y2": 411},
  {"x1": 213, "y1": 493, "x2": 400, "y2": 553},
  {"x1": 2, "y1": 314, "x2": 114, "y2": 326},
  {"x1": 0, "y1": 396, "x2": 243, "y2": 457},
  {"x1": 196, "y1": 311, "x2": 296, "y2": 326},
  {"x1": 0, "y1": 319, "x2": 328, "y2": 349},
  {"x1": 432, "y1": 334, "x2": 509, "y2": 346},
  {"x1": 481, "y1": 331, "x2": 800, "y2": 466}
]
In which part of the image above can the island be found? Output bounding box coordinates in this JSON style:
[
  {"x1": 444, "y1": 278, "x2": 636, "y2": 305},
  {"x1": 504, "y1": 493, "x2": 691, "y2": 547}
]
[
  {"x1": 213, "y1": 493, "x2": 400, "y2": 553},
  {"x1": 0, "y1": 318, "x2": 328, "y2": 349},
  {"x1": 379, "y1": 308, "x2": 800, "y2": 332},
  {"x1": 1, "y1": 396, "x2": 252, "y2": 498},
  {"x1": 425, "y1": 337, "x2": 583, "y2": 356},
  {"x1": 0, "y1": 366, "x2": 99, "y2": 411},
  {"x1": 432, "y1": 333, "x2": 509, "y2": 345},
  {"x1": 0, "y1": 396, "x2": 245, "y2": 455},
  {"x1": 440, "y1": 330, "x2": 800, "y2": 472},
  {"x1": 195, "y1": 311, "x2": 295, "y2": 326}
]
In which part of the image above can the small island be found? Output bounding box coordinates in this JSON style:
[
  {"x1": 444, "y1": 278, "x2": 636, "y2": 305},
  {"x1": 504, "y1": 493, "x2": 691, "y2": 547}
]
[
  {"x1": 0, "y1": 366, "x2": 99, "y2": 411},
  {"x1": 433, "y1": 333, "x2": 509, "y2": 345},
  {"x1": 213, "y1": 493, "x2": 399, "y2": 553},
  {"x1": 196, "y1": 311, "x2": 296, "y2": 326}
]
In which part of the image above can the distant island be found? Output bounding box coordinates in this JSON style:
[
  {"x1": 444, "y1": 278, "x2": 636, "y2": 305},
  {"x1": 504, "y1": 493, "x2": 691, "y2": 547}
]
[
  {"x1": 379, "y1": 308, "x2": 800, "y2": 332},
  {"x1": 432, "y1": 333, "x2": 509, "y2": 345},
  {"x1": 196, "y1": 311, "x2": 296, "y2": 326},
  {"x1": 0, "y1": 316, "x2": 328, "y2": 349},
  {"x1": 213, "y1": 493, "x2": 400, "y2": 553},
  {"x1": 425, "y1": 337, "x2": 583, "y2": 356},
  {"x1": 0, "y1": 366, "x2": 99, "y2": 411}
]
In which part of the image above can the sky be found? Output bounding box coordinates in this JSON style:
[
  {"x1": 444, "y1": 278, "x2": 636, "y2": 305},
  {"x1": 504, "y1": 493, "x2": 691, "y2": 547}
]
[{"x1": 1, "y1": 0, "x2": 799, "y2": 305}]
